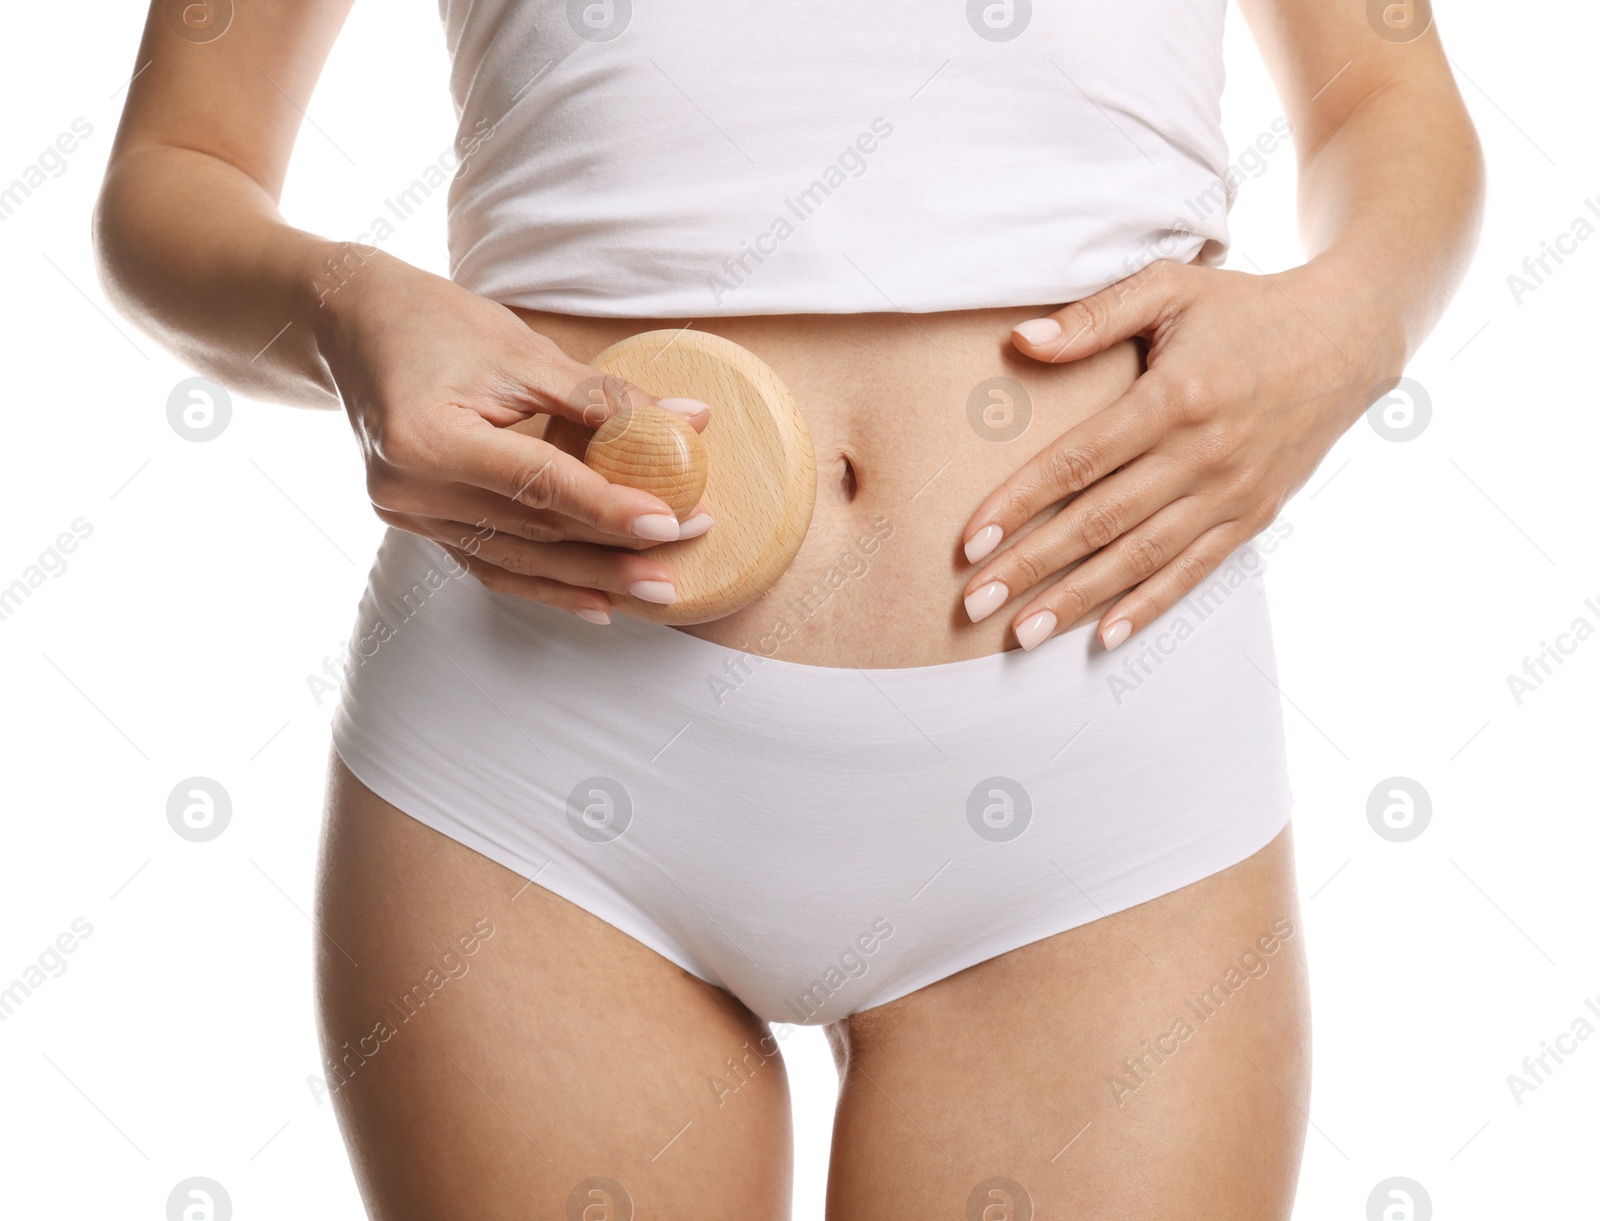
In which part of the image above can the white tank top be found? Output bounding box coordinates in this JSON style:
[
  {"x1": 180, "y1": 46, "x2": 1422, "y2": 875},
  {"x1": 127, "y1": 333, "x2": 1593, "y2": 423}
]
[{"x1": 437, "y1": 0, "x2": 1234, "y2": 316}]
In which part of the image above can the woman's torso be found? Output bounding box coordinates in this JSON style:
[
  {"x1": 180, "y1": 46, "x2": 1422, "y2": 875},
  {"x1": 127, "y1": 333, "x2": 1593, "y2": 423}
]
[
  {"x1": 514, "y1": 307, "x2": 1142, "y2": 667},
  {"x1": 441, "y1": 1, "x2": 1233, "y2": 665}
]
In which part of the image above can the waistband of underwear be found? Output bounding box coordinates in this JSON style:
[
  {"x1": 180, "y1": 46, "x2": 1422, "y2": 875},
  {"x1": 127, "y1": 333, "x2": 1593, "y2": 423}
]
[{"x1": 351, "y1": 526, "x2": 1278, "y2": 735}]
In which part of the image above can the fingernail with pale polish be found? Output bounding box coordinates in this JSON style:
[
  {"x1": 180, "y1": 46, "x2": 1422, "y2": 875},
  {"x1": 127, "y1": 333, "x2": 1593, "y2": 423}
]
[
  {"x1": 631, "y1": 514, "x2": 681, "y2": 541},
  {"x1": 1015, "y1": 610, "x2": 1058, "y2": 651},
  {"x1": 1013, "y1": 318, "x2": 1062, "y2": 346},
  {"x1": 628, "y1": 579, "x2": 677, "y2": 604},
  {"x1": 574, "y1": 607, "x2": 611, "y2": 625},
  {"x1": 964, "y1": 524, "x2": 1003, "y2": 564},
  {"x1": 678, "y1": 512, "x2": 715, "y2": 539},
  {"x1": 657, "y1": 397, "x2": 713, "y2": 415},
  {"x1": 1102, "y1": 618, "x2": 1133, "y2": 650},
  {"x1": 964, "y1": 581, "x2": 1008, "y2": 624}
]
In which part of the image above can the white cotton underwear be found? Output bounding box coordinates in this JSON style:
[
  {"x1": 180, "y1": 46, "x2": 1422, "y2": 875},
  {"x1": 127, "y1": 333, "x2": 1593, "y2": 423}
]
[
  {"x1": 434, "y1": 0, "x2": 1236, "y2": 315},
  {"x1": 330, "y1": 526, "x2": 1294, "y2": 1026}
]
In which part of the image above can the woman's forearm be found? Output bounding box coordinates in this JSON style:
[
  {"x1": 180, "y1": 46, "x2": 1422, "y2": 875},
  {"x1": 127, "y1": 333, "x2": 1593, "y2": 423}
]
[
  {"x1": 1293, "y1": 74, "x2": 1486, "y2": 373},
  {"x1": 93, "y1": 142, "x2": 348, "y2": 408}
]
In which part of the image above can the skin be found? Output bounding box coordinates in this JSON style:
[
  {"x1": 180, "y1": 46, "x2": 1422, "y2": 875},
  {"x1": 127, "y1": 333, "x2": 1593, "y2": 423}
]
[
  {"x1": 499, "y1": 308, "x2": 1148, "y2": 665},
  {"x1": 94, "y1": 0, "x2": 1481, "y2": 1214}
]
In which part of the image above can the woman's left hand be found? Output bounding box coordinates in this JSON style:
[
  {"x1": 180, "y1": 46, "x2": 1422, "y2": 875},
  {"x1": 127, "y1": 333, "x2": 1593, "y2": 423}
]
[{"x1": 959, "y1": 256, "x2": 1400, "y2": 652}]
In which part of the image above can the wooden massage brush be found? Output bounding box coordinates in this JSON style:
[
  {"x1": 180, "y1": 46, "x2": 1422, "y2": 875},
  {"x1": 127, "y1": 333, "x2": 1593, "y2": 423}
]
[{"x1": 524, "y1": 330, "x2": 816, "y2": 625}]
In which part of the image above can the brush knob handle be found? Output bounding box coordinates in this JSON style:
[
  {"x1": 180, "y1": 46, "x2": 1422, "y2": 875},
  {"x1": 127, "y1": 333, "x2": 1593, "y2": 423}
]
[{"x1": 583, "y1": 405, "x2": 709, "y2": 521}]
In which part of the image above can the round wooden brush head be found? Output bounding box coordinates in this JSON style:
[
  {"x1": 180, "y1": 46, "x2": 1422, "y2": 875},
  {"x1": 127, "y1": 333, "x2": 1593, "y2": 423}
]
[{"x1": 566, "y1": 329, "x2": 816, "y2": 625}]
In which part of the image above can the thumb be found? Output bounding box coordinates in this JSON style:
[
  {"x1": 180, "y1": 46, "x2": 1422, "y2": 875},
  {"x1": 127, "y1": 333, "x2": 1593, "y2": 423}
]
[
  {"x1": 521, "y1": 341, "x2": 713, "y2": 434},
  {"x1": 1010, "y1": 259, "x2": 1188, "y2": 364}
]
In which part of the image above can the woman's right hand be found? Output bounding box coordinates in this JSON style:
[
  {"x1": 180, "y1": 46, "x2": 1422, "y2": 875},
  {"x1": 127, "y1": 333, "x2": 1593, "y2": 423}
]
[{"x1": 314, "y1": 248, "x2": 714, "y2": 624}]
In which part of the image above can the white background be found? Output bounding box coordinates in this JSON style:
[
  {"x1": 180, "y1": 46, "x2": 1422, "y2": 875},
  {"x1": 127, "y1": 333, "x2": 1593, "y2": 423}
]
[{"x1": 1, "y1": 1, "x2": 1594, "y2": 1217}]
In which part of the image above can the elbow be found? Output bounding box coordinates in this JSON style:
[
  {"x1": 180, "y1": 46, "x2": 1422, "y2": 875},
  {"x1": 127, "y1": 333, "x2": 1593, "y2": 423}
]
[
  {"x1": 1460, "y1": 115, "x2": 1488, "y2": 243},
  {"x1": 90, "y1": 178, "x2": 126, "y2": 318},
  {"x1": 90, "y1": 160, "x2": 154, "y2": 335}
]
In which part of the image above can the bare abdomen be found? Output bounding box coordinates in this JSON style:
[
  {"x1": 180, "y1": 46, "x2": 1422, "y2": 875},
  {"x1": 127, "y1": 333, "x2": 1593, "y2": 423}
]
[{"x1": 514, "y1": 306, "x2": 1142, "y2": 667}]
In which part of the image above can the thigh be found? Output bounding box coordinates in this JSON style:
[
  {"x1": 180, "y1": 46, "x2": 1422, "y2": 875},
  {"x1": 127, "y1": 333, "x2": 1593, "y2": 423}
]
[
  {"x1": 314, "y1": 748, "x2": 794, "y2": 1220},
  {"x1": 824, "y1": 822, "x2": 1311, "y2": 1221}
]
